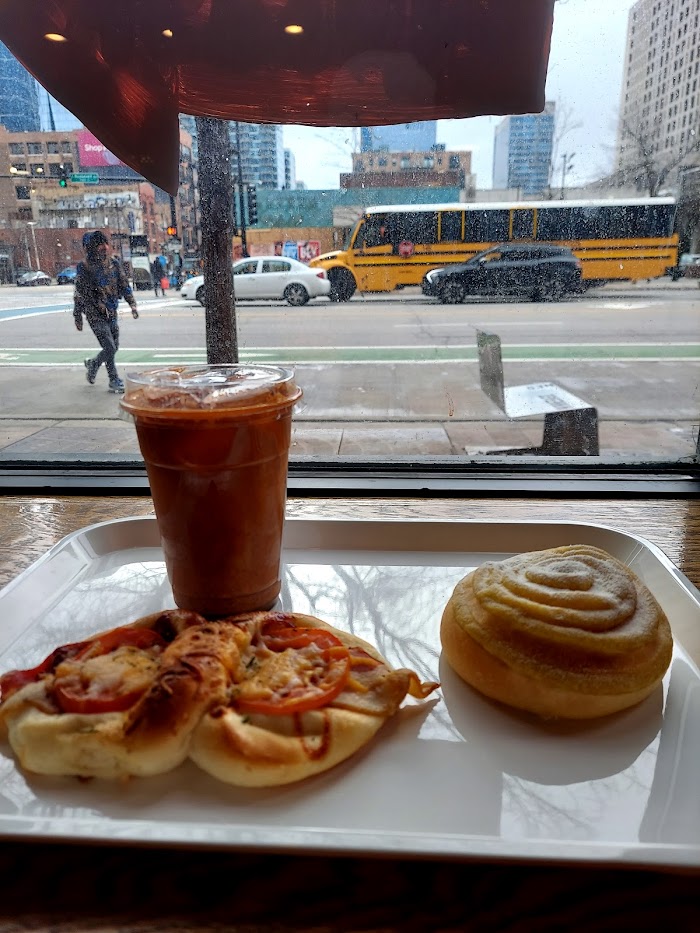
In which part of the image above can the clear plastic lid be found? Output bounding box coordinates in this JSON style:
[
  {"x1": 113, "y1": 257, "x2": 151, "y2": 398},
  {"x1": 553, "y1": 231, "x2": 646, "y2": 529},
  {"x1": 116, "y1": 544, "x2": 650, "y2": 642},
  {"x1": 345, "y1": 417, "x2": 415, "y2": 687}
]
[{"x1": 120, "y1": 364, "x2": 301, "y2": 416}]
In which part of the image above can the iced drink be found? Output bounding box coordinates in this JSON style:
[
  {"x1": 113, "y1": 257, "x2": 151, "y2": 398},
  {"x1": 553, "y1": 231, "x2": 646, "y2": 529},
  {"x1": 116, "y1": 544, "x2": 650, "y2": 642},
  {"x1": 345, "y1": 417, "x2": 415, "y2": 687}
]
[{"x1": 121, "y1": 365, "x2": 302, "y2": 616}]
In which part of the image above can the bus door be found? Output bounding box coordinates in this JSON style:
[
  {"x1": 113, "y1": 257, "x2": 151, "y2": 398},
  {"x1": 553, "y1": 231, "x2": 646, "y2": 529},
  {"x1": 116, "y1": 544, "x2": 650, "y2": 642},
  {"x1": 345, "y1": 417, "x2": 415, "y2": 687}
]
[
  {"x1": 352, "y1": 215, "x2": 394, "y2": 291},
  {"x1": 511, "y1": 209, "x2": 535, "y2": 240}
]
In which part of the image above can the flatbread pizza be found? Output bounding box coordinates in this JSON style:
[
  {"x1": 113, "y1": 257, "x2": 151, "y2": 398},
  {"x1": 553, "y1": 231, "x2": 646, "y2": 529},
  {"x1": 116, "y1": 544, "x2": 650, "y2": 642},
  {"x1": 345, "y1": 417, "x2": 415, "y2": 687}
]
[{"x1": 0, "y1": 610, "x2": 439, "y2": 786}]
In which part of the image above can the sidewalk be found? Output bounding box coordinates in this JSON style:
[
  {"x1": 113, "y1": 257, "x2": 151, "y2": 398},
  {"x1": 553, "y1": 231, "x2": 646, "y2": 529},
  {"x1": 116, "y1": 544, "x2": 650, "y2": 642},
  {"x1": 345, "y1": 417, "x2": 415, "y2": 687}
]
[{"x1": 0, "y1": 360, "x2": 695, "y2": 461}]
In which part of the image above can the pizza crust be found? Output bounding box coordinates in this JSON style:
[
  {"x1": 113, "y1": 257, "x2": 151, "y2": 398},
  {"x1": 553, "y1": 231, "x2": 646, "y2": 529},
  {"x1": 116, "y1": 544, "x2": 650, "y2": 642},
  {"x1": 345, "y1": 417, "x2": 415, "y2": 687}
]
[{"x1": 190, "y1": 705, "x2": 385, "y2": 787}]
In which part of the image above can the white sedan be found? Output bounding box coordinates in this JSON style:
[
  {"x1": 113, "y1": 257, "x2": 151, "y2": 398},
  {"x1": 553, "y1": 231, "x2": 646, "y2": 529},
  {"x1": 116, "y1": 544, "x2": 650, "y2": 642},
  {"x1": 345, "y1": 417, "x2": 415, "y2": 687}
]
[{"x1": 181, "y1": 256, "x2": 330, "y2": 307}]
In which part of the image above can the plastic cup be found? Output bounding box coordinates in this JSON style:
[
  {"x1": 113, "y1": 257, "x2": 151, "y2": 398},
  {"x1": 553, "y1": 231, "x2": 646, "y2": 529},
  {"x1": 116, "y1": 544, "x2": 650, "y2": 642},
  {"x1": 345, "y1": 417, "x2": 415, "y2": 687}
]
[{"x1": 120, "y1": 364, "x2": 302, "y2": 616}]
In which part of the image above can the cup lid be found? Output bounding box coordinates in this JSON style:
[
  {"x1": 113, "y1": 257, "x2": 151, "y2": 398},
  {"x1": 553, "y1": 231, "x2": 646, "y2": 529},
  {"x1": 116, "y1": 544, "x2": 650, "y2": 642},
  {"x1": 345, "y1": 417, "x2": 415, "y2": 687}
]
[{"x1": 121, "y1": 364, "x2": 301, "y2": 414}]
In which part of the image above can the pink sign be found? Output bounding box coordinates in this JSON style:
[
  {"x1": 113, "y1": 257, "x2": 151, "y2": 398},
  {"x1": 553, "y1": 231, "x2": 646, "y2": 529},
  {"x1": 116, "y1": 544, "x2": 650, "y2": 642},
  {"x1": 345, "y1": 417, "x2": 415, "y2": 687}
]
[
  {"x1": 77, "y1": 130, "x2": 125, "y2": 168},
  {"x1": 297, "y1": 240, "x2": 321, "y2": 262}
]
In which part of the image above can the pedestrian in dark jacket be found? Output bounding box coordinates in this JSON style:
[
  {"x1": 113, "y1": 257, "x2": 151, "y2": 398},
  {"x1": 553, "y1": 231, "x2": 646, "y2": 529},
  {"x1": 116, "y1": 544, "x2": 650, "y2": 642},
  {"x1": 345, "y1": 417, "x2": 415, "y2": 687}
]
[{"x1": 73, "y1": 230, "x2": 139, "y2": 394}]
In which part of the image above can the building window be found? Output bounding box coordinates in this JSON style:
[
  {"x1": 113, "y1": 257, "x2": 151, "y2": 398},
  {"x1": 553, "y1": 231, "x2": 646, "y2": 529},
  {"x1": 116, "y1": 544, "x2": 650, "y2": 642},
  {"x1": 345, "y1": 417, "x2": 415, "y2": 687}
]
[
  {"x1": 11, "y1": 162, "x2": 26, "y2": 173},
  {"x1": 15, "y1": 186, "x2": 31, "y2": 200},
  {"x1": 8, "y1": 142, "x2": 24, "y2": 155},
  {"x1": 61, "y1": 141, "x2": 72, "y2": 154},
  {"x1": 30, "y1": 164, "x2": 45, "y2": 177},
  {"x1": 26, "y1": 143, "x2": 43, "y2": 155},
  {"x1": 46, "y1": 142, "x2": 60, "y2": 154}
]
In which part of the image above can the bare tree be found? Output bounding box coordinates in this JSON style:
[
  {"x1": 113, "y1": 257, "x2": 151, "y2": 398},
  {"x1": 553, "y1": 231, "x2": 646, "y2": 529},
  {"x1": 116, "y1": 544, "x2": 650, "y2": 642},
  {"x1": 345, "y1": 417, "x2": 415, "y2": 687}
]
[
  {"x1": 616, "y1": 110, "x2": 700, "y2": 196},
  {"x1": 547, "y1": 100, "x2": 583, "y2": 197}
]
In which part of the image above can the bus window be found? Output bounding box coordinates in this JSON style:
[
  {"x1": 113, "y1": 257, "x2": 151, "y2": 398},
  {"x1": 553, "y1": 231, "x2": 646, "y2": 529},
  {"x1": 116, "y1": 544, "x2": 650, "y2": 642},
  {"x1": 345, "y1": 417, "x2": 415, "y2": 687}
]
[
  {"x1": 440, "y1": 211, "x2": 463, "y2": 242},
  {"x1": 357, "y1": 214, "x2": 389, "y2": 248},
  {"x1": 385, "y1": 211, "x2": 438, "y2": 247},
  {"x1": 465, "y1": 210, "x2": 509, "y2": 243},
  {"x1": 511, "y1": 209, "x2": 535, "y2": 239}
]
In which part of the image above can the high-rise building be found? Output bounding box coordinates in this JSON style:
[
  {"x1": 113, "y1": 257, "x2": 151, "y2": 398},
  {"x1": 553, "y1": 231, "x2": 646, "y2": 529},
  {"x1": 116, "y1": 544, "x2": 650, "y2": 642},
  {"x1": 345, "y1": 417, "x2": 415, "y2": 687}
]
[
  {"x1": 492, "y1": 103, "x2": 555, "y2": 196},
  {"x1": 0, "y1": 42, "x2": 40, "y2": 132},
  {"x1": 37, "y1": 86, "x2": 81, "y2": 133},
  {"x1": 179, "y1": 114, "x2": 198, "y2": 161},
  {"x1": 360, "y1": 121, "x2": 437, "y2": 153},
  {"x1": 283, "y1": 148, "x2": 297, "y2": 189},
  {"x1": 616, "y1": 0, "x2": 700, "y2": 190},
  {"x1": 229, "y1": 122, "x2": 285, "y2": 189}
]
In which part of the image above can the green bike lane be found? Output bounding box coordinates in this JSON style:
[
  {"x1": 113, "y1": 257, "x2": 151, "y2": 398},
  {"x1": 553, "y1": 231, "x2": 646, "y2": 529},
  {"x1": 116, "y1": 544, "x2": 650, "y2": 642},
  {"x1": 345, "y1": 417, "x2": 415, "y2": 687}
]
[{"x1": 1, "y1": 344, "x2": 699, "y2": 364}]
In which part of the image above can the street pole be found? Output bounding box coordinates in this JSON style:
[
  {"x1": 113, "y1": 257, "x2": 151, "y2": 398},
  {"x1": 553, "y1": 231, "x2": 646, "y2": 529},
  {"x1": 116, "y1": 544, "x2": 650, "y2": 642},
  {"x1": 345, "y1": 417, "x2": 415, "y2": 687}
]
[
  {"x1": 115, "y1": 199, "x2": 124, "y2": 262},
  {"x1": 195, "y1": 116, "x2": 237, "y2": 363},
  {"x1": 234, "y1": 121, "x2": 249, "y2": 258},
  {"x1": 27, "y1": 222, "x2": 39, "y2": 270},
  {"x1": 169, "y1": 193, "x2": 183, "y2": 282}
]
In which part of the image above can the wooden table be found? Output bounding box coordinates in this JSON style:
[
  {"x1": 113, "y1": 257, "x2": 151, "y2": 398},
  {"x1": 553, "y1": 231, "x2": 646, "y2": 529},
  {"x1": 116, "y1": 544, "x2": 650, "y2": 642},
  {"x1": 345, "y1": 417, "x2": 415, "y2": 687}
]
[{"x1": 0, "y1": 494, "x2": 699, "y2": 932}]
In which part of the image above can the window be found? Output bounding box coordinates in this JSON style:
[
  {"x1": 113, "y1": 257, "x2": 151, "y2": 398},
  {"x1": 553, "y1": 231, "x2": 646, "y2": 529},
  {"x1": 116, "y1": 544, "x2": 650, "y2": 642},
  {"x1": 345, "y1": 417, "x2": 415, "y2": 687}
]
[
  {"x1": 234, "y1": 260, "x2": 258, "y2": 275},
  {"x1": 30, "y1": 164, "x2": 45, "y2": 177},
  {"x1": 262, "y1": 260, "x2": 290, "y2": 273},
  {"x1": 0, "y1": 1, "x2": 696, "y2": 493},
  {"x1": 11, "y1": 162, "x2": 26, "y2": 173},
  {"x1": 465, "y1": 210, "x2": 509, "y2": 243},
  {"x1": 440, "y1": 212, "x2": 463, "y2": 242}
]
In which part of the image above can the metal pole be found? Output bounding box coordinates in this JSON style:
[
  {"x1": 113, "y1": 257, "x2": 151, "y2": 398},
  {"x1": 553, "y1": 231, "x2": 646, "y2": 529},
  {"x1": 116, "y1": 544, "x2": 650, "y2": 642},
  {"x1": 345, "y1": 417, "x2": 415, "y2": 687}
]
[
  {"x1": 115, "y1": 200, "x2": 124, "y2": 262},
  {"x1": 234, "y1": 121, "x2": 249, "y2": 258},
  {"x1": 169, "y1": 193, "x2": 183, "y2": 282},
  {"x1": 195, "y1": 116, "x2": 237, "y2": 363},
  {"x1": 560, "y1": 154, "x2": 566, "y2": 200},
  {"x1": 28, "y1": 223, "x2": 39, "y2": 270}
]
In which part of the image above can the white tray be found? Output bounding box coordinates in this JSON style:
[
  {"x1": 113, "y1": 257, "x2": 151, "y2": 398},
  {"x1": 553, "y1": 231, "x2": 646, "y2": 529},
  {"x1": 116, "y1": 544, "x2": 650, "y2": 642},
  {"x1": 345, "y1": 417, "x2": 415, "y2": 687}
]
[{"x1": 1, "y1": 516, "x2": 700, "y2": 868}]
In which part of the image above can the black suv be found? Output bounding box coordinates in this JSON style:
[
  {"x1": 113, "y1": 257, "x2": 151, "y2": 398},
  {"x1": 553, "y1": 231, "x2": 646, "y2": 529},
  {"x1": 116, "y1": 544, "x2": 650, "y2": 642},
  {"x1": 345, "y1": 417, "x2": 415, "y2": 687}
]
[{"x1": 422, "y1": 243, "x2": 584, "y2": 303}]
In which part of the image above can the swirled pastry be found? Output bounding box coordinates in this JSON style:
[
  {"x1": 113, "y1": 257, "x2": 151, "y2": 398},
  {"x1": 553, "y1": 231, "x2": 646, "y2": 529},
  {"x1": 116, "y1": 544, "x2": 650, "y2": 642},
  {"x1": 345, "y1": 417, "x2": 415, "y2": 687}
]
[{"x1": 440, "y1": 545, "x2": 673, "y2": 719}]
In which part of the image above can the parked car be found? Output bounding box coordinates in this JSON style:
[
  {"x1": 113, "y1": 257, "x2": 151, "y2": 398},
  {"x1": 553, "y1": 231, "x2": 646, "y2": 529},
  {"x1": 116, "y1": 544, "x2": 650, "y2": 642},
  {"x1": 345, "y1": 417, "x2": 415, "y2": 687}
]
[
  {"x1": 132, "y1": 266, "x2": 154, "y2": 291},
  {"x1": 671, "y1": 253, "x2": 700, "y2": 279},
  {"x1": 56, "y1": 265, "x2": 77, "y2": 285},
  {"x1": 422, "y1": 243, "x2": 584, "y2": 303},
  {"x1": 16, "y1": 271, "x2": 52, "y2": 287},
  {"x1": 181, "y1": 256, "x2": 331, "y2": 307}
]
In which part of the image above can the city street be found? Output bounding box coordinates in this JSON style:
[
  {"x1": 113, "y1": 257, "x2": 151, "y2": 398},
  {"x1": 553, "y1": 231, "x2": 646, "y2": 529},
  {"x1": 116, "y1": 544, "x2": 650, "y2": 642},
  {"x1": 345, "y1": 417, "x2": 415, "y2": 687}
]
[{"x1": 0, "y1": 281, "x2": 698, "y2": 461}]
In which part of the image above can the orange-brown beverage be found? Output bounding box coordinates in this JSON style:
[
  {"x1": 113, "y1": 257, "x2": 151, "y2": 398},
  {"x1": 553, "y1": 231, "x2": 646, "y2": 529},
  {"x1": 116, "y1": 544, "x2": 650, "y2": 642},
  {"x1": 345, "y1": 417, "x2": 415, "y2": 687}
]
[{"x1": 121, "y1": 365, "x2": 302, "y2": 616}]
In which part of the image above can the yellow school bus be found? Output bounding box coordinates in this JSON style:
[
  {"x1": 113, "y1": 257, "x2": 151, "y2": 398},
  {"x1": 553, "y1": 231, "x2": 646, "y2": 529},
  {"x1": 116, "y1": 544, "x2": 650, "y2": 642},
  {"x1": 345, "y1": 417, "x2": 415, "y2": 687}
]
[{"x1": 309, "y1": 198, "x2": 678, "y2": 301}]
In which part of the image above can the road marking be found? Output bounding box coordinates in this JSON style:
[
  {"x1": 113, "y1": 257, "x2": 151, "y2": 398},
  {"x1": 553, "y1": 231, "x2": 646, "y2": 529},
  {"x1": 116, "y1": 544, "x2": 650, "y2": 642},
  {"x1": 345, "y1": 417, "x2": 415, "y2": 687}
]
[
  {"x1": 0, "y1": 307, "x2": 68, "y2": 322},
  {"x1": 1, "y1": 344, "x2": 700, "y2": 365}
]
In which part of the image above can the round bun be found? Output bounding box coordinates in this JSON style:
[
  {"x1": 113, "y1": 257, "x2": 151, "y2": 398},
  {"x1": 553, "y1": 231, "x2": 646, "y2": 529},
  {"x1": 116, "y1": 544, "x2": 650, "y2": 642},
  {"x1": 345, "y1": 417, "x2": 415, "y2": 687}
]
[{"x1": 440, "y1": 545, "x2": 673, "y2": 719}]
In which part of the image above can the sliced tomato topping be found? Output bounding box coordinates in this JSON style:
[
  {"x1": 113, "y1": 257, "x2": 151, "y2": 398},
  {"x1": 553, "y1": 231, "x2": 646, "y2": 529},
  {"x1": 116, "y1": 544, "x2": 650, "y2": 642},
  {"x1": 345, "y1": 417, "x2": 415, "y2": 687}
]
[
  {"x1": 75, "y1": 626, "x2": 165, "y2": 659},
  {"x1": 0, "y1": 625, "x2": 165, "y2": 704},
  {"x1": 236, "y1": 622, "x2": 351, "y2": 715},
  {"x1": 53, "y1": 679, "x2": 148, "y2": 715},
  {"x1": 261, "y1": 617, "x2": 345, "y2": 653}
]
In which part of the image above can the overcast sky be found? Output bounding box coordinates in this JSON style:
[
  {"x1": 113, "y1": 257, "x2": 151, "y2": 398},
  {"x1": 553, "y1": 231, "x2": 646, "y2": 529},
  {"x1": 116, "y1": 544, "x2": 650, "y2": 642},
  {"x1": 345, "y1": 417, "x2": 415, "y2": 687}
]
[{"x1": 284, "y1": 0, "x2": 638, "y2": 190}]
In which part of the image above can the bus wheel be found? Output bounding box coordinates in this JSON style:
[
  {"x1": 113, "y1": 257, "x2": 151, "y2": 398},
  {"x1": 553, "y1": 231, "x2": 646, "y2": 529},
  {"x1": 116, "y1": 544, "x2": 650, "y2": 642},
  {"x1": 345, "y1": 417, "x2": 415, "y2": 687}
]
[
  {"x1": 329, "y1": 269, "x2": 356, "y2": 302},
  {"x1": 440, "y1": 279, "x2": 466, "y2": 304}
]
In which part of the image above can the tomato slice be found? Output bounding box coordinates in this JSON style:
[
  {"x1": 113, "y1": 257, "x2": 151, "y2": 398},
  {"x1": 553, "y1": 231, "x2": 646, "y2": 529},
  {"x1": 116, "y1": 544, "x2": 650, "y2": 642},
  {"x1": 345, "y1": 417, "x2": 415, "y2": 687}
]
[
  {"x1": 76, "y1": 626, "x2": 165, "y2": 659},
  {"x1": 261, "y1": 618, "x2": 345, "y2": 653},
  {"x1": 0, "y1": 638, "x2": 89, "y2": 701},
  {"x1": 53, "y1": 679, "x2": 149, "y2": 715},
  {"x1": 0, "y1": 626, "x2": 165, "y2": 704},
  {"x1": 237, "y1": 622, "x2": 351, "y2": 715}
]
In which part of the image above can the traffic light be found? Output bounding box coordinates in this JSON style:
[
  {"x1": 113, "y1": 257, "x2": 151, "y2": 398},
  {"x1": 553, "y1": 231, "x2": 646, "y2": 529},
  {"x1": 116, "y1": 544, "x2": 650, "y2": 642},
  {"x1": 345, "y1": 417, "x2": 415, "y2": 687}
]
[
  {"x1": 166, "y1": 224, "x2": 178, "y2": 237},
  {"x1": 58, "y1": 164, "x2": 68, "y2": 188},
  {"x1": 247, "y1": 185, "x2": 258, "y2": 225}
]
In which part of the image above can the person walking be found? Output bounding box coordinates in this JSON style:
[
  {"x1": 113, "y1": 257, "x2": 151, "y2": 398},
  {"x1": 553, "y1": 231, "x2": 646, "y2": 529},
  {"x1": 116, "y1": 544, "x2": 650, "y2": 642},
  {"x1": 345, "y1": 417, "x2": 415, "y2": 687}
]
[
  {"x1": 73, "y1": 230, "x2": 139, "y2": 394},
  {"x1": 151, "y1": 258, "x2": 165, "y2": 296}
]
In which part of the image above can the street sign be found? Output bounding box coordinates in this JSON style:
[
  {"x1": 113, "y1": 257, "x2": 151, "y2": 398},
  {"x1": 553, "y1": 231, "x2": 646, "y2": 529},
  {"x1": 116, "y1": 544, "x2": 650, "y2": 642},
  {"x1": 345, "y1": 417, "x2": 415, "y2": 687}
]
[{"x1": 70, "y1": 172, "x2": 99, "y2": 184}]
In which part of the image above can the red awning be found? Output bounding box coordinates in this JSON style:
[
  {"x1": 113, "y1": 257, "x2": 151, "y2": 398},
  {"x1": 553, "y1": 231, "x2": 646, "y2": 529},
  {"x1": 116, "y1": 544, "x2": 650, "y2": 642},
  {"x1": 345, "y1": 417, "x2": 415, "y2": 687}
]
[{"x1": 0, "y1": 0, "x2": 555, "y2": 194}]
